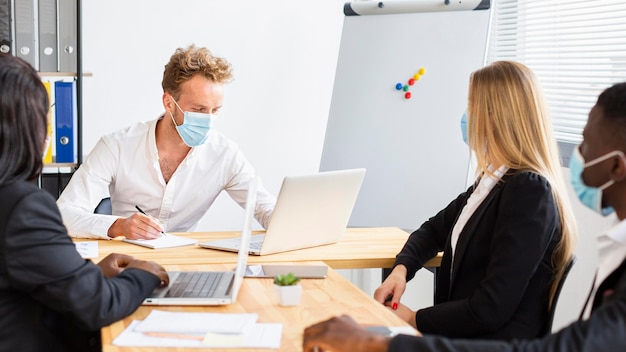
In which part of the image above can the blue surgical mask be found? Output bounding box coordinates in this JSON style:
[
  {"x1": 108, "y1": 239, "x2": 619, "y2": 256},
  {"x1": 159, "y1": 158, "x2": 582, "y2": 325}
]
[
  {"x1": 460, "y1": 110, "x2": 468, "y2": 145},
  {"x1": 569, "y1": 147, "x2": 623, "y2": 216},
  {"x1": 170, "y1": 97, "x2": 214, "y2": 147}
]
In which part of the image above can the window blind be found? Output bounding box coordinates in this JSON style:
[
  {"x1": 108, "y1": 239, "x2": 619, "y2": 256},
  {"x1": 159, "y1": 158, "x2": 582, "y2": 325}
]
[{"x1": 486, "y1": 0, "x2": 626, "y2": 144}]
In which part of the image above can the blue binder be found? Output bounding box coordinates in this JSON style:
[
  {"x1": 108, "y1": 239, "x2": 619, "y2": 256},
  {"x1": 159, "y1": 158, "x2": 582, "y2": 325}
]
[{"x1": 55, "y1": 81, "x2": 77, "y2": 163}]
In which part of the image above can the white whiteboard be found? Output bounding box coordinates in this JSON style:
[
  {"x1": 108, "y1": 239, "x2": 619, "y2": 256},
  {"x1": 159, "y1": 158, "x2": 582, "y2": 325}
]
[{"x1": 320, "y1": 4, "x2": 491, "y2": 230}]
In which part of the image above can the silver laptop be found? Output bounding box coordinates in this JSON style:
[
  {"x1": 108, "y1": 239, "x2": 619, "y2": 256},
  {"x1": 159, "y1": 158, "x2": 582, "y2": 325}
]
[
  {"x1": 142, "y1": 180, "x2": 257, "y2": 305},
  {"x1": 199, "y1": 168, "x2": 366, "y2": 255}
]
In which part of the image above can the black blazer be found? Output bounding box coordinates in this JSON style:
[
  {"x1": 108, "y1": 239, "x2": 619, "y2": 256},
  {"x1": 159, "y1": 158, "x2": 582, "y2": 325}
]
[
  {"x1": 0, "y1": 181, "x2": 161, "y2": 352},
  {"x1": 389, "y1": 257, "x2": 626, "y2": 352},
  {"x1": 394, "y1": 171, "x2": 560, "y2": 339}
]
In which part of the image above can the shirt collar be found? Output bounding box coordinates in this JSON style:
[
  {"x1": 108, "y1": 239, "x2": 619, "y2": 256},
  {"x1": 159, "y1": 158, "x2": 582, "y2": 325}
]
[
  {"x1": 478, "y1": 165, "x2": 508, "y2": 189},
  {"x1": 605, "y1": 217, "x2": 626, "y2": 244},
  {"x1": 149, "y1": 116, "x2": 160, "y2": 161}
]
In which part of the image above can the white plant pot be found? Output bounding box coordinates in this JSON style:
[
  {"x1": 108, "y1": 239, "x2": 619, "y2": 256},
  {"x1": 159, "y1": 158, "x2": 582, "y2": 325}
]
[{"x1": 274, "y1": 284, "x2": 302, "y2": 306}]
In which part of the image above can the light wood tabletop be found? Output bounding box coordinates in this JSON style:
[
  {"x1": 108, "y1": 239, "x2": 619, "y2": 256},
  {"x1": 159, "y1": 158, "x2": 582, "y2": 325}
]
[
  {"x1": 76, "y1": 227, "x2": 442, "y2": 270},
  {"x1": 101, "y1": 262, "x2": 417, "y2": 352}
]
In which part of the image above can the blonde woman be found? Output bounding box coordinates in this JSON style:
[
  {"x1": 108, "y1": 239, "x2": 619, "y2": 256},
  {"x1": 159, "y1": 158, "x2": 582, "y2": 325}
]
[{"x1": 373, "y1": 61, "x2": 577, "y2": 340}]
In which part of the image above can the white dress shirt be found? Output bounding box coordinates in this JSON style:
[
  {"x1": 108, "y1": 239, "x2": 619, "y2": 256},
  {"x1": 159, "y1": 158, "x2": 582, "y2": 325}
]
[
  {"x1": 450, "y1": 166, "x2": 508, "y2": 259},
  {"x1": 57, "y1": 116, "x2": 276, "y2": 239},
  {"x1": 582, "y1": 217, "x2": 626, "y2": 318}
]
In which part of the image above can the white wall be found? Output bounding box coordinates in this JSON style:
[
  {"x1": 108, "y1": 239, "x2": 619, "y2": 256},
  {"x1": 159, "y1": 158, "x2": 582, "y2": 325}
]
[{"x1": 81, "y1": 0, "x2": 346, "y2": 231}]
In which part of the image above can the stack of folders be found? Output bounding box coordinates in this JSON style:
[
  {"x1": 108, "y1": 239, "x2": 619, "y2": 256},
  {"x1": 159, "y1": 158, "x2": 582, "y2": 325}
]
[
  {"x1": 113, "y1": 310, "x2": 282, "y2": 348},
  {"x1": 2, "y1": 0, "x2": 77, "y2": 73}
]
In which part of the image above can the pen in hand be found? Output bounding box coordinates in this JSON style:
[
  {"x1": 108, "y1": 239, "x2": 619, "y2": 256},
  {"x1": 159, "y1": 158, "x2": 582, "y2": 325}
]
[{"x1": 134, "y1": 205, "x2": 167, "y2": 237}]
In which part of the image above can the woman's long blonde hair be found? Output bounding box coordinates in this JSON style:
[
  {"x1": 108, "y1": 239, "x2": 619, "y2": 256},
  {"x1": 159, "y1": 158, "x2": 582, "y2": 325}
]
[{"x1": 467, "y1": 61, "x2": 577, "y2": 308}]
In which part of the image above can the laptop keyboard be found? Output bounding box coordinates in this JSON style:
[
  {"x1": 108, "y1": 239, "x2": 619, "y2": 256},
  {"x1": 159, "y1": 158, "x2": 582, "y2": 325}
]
[
  {"x1": 249, "y1": 241, "x2": 262, "y2": 250},
  {"x1": 165, "y1": 272, "x2": 224, "y2": 298},
  {"x1": 221, "y1": 234, "x2": 264, "y2": 250}
]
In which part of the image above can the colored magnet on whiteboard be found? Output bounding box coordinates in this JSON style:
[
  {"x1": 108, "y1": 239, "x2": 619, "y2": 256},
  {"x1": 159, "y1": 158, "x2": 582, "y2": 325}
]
[{"x1": 394, "y1": 67, "x2": 425, "y2": 99}]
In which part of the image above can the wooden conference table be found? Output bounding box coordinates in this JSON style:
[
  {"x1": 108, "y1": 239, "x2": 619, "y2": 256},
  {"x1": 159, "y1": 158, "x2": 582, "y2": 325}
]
[
  {"x1": 101, "y1": 262, "x2": 418, "y2": 352},
  {"x1": 77, "y1": 227, "x2": 442, "y2": 270}
]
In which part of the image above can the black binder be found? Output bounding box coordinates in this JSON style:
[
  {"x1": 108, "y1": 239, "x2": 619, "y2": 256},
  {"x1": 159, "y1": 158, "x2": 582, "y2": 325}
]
[{"x1": 0, "y1": 0, "x2": 12, "y2": 55}]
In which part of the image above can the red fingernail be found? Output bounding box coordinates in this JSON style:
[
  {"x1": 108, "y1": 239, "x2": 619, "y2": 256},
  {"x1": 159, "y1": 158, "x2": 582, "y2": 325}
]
[{"x1": 392, "y1": 303, "x2": 398, "y2": 310}]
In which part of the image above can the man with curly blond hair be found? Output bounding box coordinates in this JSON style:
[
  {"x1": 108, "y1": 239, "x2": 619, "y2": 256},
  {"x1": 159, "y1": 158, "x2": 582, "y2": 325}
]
[{"x1": 58, "y1": 45, "x2": 276, "y2": 240}]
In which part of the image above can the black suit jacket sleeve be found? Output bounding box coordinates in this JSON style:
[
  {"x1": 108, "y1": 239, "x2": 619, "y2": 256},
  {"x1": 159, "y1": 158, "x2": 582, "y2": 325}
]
[
  {"x1": 388, "y1": 259, "x2": 626, "y2": 352},
  {"x1": 3, "y1": 185, "x2": 160, "y2": 330},
  {"x1": 394, "y1": 189, "x2": 471, "y2": 280}
]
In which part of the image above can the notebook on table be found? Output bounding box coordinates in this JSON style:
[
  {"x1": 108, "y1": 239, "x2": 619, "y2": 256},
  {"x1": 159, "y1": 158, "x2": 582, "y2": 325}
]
[
  {"x1": 122, "y1": 233, "x2": 197, "y2": 249},
  {"x1": 142, "y1": 180, "x2": 257, "y2": 306},
  {"x1": 199, "y1": 168, "x2": 366, "y2": 256}
]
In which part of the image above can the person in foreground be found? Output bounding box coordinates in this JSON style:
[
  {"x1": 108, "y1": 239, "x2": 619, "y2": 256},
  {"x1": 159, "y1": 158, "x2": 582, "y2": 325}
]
[
  {"x1": 372, "y1": 61, "x2": 577, "y2": 339},
  {"x1": 0, "y1": 54, "x2": 169, "y2": 351},
  {"x1": 57, "y1": 44, "x2": 276, "y2": 240},
  {"x1": 303, "y1": 81, "x2": 626, "y2": 351}
]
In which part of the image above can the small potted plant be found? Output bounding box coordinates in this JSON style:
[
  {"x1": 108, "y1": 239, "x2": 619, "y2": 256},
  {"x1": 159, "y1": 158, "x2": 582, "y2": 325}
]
[{"x1": 273, "y1": 272, "x2": 302, "y2": 306}]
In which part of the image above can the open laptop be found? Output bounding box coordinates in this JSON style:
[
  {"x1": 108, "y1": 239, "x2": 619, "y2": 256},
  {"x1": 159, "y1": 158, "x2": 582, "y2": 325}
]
[
  {"x1": 199, "y1": 168, "x2": 366, "y2": 255},
  {"x1": 142, "y1": 180, "x2": 257, "y2": 306}
]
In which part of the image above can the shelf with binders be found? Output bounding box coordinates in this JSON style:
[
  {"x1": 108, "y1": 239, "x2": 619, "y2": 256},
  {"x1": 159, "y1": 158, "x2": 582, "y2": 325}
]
[
  {"x1": 6, "y1": 0, "x2": 86, "y2": 198},
  {"x1": 10, "y1": 0, "x2": 82, "y2": 75},
  {"x1": 5, "y1": 0, "x2": 85, "y2": 166}
]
